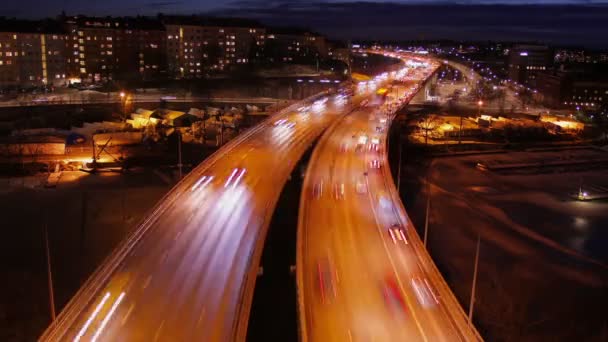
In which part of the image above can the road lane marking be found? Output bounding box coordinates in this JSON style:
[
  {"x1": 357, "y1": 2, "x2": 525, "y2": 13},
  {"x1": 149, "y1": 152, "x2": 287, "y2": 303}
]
[
  {"x1": 143, "y1": 275, "x2": 152, "y2": 289},
  {"x1": 120, "y1": 303, "x2": 135, "y2": 326},
  {"x1": 196, "y1": 307, "x2": 207, "y2": 327},
  {"x1": 364, "y1": 121, "x2": 429, "y2": 342},
  {"x1": 153, "y1": 320, "x2": 165, "y2": 342}
]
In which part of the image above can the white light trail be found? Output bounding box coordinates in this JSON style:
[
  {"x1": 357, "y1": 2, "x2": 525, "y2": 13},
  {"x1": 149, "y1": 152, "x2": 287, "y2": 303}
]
[
  {"x1": 91, "y1": 292, "x2": 126, "y2": 342},
  {"x1": 224, "y1": 168, "x2": 238, "y2": 188},
  {"x1": 73, "y1": 292, "x2": 111, "y2": 342},
  {"x1": 232, "y1": 169, "x2": 247, "y2": 188}
]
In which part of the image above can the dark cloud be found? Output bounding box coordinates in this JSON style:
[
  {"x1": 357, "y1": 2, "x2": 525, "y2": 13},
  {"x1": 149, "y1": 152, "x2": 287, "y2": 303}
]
[
  {"x1": 212, "y1": 1, "x2": 608, "y2": 48},
  {"x1": 145, "y1": 1, "x2": 184, "y2": 7}
]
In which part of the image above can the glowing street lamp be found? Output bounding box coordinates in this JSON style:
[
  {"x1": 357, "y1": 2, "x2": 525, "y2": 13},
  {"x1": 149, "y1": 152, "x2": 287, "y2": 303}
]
[{"x1": 119, "y1": 91, "x2": 128, "y2": 121}]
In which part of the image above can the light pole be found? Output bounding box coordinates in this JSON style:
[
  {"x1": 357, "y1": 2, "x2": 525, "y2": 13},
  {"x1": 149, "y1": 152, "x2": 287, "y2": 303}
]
[
  {"x1": 177, "y1": 130, "x2": 183, "y2": 180},
  {"x1": 424, "y1": 179, "x2": 431, "y2": 247},
  {"x1": 468, "y1": 235, "x2": 481, "y2": 323},
  {"x1": 43, "y1": 221, "x2": 56, "y2": 322},
  {"x1": 119, "y1": 91, "x2": 128, "y2": 122}
]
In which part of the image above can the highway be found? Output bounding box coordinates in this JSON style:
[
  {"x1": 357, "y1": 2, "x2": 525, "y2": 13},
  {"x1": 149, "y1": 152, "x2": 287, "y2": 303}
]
[
  {"x1": 298, "y1": 53, "x2": 482, "y2": 341},
  {"x1": 40, "y1": 90, "x2": 356, "y2": 341}
]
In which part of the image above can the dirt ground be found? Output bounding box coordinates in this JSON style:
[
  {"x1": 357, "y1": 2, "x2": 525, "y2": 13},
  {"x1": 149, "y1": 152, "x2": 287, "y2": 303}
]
[
  {"x1": 399, "y1": 148, "x2": 608, "y2": 341},
  {"x1": 0, "y1": 169, "x2": 170, "y2": 341}
]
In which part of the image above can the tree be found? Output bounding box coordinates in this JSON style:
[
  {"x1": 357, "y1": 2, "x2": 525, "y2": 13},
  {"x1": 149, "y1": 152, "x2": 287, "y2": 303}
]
[
  {"x1": 418, "y1": 115, "x2": 440, "y2": 145},
  {"x1": 519, "y1": 88, "x2": 534, "y2": 109},
  {"x1": 495, "y1": 88, "x2": 507, "y2": 114},
  {"x1": 592, "y1": 104, "x2": 608, "y2": 143}
]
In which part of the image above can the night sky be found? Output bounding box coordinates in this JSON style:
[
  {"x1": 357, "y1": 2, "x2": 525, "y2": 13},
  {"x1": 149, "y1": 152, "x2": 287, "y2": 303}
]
[{"x1": 1, "y1": 1, "x2": 608, "y2": 48}]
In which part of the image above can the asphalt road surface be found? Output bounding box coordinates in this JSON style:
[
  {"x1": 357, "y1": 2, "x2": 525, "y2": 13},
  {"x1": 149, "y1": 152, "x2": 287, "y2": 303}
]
[
  {"x1": 40, "y1": 92, "x2": 355, "y2": 342},
  {"x1": 298, "y1": 55, "x2": 481, "y2": 342}
]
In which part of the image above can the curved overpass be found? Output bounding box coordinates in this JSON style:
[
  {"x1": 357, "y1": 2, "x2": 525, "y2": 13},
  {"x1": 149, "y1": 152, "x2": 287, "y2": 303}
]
[
  {"x1": 298, "y1": 52, "x2": 482, "y2": 341},
  {"x1": 40, "y1": 90, "x2": 357, "y2": 342}
]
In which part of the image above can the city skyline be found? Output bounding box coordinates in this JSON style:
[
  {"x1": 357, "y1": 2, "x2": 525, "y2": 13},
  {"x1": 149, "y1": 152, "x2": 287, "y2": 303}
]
[{"x1": 2, "y1": 1, "x2": 608, "y2": 48}]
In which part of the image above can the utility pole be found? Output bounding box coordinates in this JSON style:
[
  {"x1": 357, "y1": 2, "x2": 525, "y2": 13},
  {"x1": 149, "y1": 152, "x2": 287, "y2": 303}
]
[
  {"x1": 177, "y1": 130, "x2": 183, "y2": 180},
  {"x1": 468, "y1": 235, "x2": 481, "y2": 323},
  {"x1": 458, "y1": 113, "x2": 463, "y2": 145},
  {"x1": 397, "y1": 135, "x2": 402, "y2": 192},
  {"x1": 424, "y1": 179, "x2": 431, "y2": 247},
  {"x1": 43, "y1": 220, "x2": 56, "y2": 322}
]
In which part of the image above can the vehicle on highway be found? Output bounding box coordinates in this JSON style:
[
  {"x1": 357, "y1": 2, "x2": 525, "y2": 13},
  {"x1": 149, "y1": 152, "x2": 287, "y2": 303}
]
[
  {"x1": 333, "y1": 182, "x2": 345, "y2": 200},
  {"x1": 224, "y1": 168, "x2": 247, "y2": 188},
  {"x1": 383, "y1": 276, "x2": 407, "y2": 315},
  {"x1": 411, "y1": 275, "x2": 440, "y2": 308},
  {"x1": 317, "y1": 257, "x2": 337, "y2": 304},
  {"x1": 313, "y1": 181, "x2": 323, "y2": 199},
  {"x1": 388, "y1": 224, "x2": 407, "y2": 244},
  {"x1": 369, "y1": 159, "x2": 381, "y2": 169},
  {"x1": 358, "y1": 135, "x2": 368, "y2": 145},
  {"x1": 355, "y1": 180, "x2": 367, "y2": 194},
  {"x1": 274, "y1": 118, "x2": 295, "y2": 129}
]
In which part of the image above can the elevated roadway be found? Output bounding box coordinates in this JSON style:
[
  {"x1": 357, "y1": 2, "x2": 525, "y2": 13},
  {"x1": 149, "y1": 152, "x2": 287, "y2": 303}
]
[
  {"x1": 40, "y1": 90, "x2": 358, "y2": 342},
  {"x1": 298, "y1": 53, "x2": 482, "y2": 341}
]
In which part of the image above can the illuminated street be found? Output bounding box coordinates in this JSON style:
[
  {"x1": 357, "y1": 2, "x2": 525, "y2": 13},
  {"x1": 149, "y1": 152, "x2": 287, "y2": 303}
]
[
  {"x1": 40, "y1": 93, "x2": 352, "y2": 341},
  {"x1": 298, "y1": 53, "x2": 481, "y2": 342}
]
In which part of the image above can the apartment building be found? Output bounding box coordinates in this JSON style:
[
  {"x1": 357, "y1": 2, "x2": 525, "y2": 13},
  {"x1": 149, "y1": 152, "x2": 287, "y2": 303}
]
[
  {"x1": 0, "y1": 20, "x2": 68, "y2": 87},
  {"x1": 64, "y1": 16, "x2": 166, "y2": 83},
  {"x1": 164, "y1": 17, "x2": 265, "y2": 78}
]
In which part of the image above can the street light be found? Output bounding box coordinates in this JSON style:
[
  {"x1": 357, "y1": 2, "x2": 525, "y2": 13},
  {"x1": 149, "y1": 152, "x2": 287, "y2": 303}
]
[{"x1": 119, "y1": 92, "x2": 128, "y2": 121}]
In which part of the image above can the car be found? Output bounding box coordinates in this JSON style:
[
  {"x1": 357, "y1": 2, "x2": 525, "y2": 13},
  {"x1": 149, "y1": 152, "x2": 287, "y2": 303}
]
[
  {"x1": 333, "y1": 183, "x2": 345, "y2": 200},
  {"x1": 383, "y1": 275, "x2": 407, "y2": 315},
  {"x1": 358, "y1": 135, "x2": 368, "y2": 145},
  {"x1": 369, "y1": 160, "x2": 381, "y2": 169},
  {"x1": 411, "y1": 275, "x2": 439, "y2": 308},
  {"x1": 355, "y1": 180, "x2": 367, "y2": 194},
  {"x1": 371, "y1": 137, "x2": 380, "y2": 145},
  {"x1": 388, "y1": 224, "x2": 407, "y2": 244},
  {"x1": 317, "y1": 258, "x2": 337, "y2": 304},
  {"x1": 313, "y1": 181, "x2": 323, "y2": 199}
]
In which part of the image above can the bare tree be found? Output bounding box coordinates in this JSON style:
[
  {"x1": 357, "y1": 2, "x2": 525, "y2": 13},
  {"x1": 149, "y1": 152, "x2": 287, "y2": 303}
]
[{"x1": 419, "y1": 115, "x2": 440, "y2": 145}]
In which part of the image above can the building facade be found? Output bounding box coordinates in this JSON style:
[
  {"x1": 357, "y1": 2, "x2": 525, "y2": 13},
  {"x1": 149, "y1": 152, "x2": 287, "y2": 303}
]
[
  {"x1": 64, "y1": 16, "x2": 166, "y2": 83},
  {"x1": 508, "y1": 44, "x2": 552, "y2": 87},
  {"x1": 265, "y1": 29, "x2": 327, "y2": 64},
  {"x1": 536, "y1": 68, "x2": 608, "y2": 109},
  {"x1": 0, "y1": 21, "x2": 68, "y2": 87},
  {"x1": 0, "y1": 16, "x2": 343, "y2": 87},
  {"x1": 165, "y1": 19, "x2": 266, "y2": 78}
]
